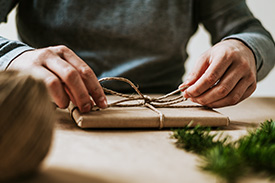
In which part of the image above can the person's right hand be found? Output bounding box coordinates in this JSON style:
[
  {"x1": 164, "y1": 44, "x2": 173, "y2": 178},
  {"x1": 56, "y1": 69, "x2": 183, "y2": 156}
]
[{"x1": 7, "y1": 45, "x2": 107, "y2": 113}]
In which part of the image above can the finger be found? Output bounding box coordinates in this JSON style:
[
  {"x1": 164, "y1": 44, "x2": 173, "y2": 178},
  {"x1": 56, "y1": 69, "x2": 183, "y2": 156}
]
[
  {"x1": 206, "y1": 79, "x2": 256, "y2": 108},
  {"x1": 185, "y1": 53, "x2": 232, "y2": 98},
  {"x1": 43, "y1": 57, "x2": 92, "y2": 113},
  {"x1": 181, "y1": 53, "x2": 210, "y2": 97},
  {"x1": 53, "y1": 46, "x2": 107, "y2": 108},
  {"x1": 239, "y1": 84, "x2": 256, "y2": 102},
  {"x1": 34, "y1": 66, "x2": 70, "y2": 109},
  {"x1": 183, "y1": 52, "x2": 210, "y2": 86},
  {"x1": 191, "y1": 63, "x2": 243, "y2": 105},
  {"x1": 64, "y1": 85, "x2": 77, "y2": 106}
]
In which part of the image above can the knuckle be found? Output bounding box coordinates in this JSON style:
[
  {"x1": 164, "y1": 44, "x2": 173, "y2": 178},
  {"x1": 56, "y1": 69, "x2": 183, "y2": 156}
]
[
  {"x1": 206, "y1": 72, "x2": 218, "y2": 85},
  {"x1": 47, "y1": 45, "x2": 70, "y2": 57},
  {"x1": 227, "y1": 49, "x2": 238, "y2": 58},
  {"x1": 78, "y1": 92, "x2": 88, "y2": 100},
  {"x1": 239, "y1": 60, "x2": 249, "y2": 70},
  {"x1": 91, "y1": 86, "x2": 102, "y2": 98},
  {"x1": 63, "y1": 67, "x2": 78, "y2": 82},
  {"x1": 189, "y1": 87, "x2": 202, "y2": 97},
  {"x1": 230, "y1": 93, "x2": 241, "y2": 105},
  {"x1": 44, "y1": 76, "x2": 60, "y2": 89},
  {"x1": 217, "y1": 85, "x2": 230, "y2": 97},
  {"x1": 219, "y1": 49, "x2": 238, "y2": 63},
  {"x1": 54, "y1": 45, "x2": 69, "y2": 53},
  {"x1": 80, "y1": 66, "x2": 94, "y2": 80},
  {"x1": 39, "y1": 48, "x2": 55, "y2": 58}
]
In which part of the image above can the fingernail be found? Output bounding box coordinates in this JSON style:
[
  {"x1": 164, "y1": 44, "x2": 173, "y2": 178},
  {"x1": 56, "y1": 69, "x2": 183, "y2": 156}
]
[
  {"x1": 179, "y1": 83, "x2": 184, "y2": 88},
  {"x1": 183, "y1": 90, "x2": 191, "y2": 98},
  {"x1": 82, "y1": 103, "x2": 91, "y2": 112},
  {"x1": 99, "y1": 96, "x2": 108, "y2": 108}
]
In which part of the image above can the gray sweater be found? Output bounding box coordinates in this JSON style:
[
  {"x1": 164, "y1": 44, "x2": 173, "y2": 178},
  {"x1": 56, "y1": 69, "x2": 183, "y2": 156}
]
[{"x1": 1, "y1": 0, "x2": 275, "y2": 93}]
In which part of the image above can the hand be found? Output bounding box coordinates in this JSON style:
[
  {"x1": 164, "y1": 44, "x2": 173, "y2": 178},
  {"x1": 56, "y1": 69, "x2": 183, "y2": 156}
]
[
  {"x1": 7, "y1": 45, "x2": 107, "y2": 113},
  {"x1": 179, "y1": 39, "x2": 257, "y2": 108}
]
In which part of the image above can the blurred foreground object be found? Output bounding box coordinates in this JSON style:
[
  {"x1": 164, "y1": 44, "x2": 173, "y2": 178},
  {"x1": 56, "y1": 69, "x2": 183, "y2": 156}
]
[{"x1": 0, "y1": 70, "x2": 55, "y2": 181}]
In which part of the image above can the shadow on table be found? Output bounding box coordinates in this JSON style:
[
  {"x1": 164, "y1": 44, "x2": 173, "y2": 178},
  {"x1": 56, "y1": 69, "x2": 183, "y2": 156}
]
[
  {"x1": 55, "y1": 117, "x2": 169, "y2": 134},
  {"x1": 218, "y1": 121, "x2": 258, "y2": 130},
  {"x1": 55, "y1": 117, "x2": 253, "y2": 134},
  {"x1": 14, "y1": 167, "x2": 117, "y2": 183}
]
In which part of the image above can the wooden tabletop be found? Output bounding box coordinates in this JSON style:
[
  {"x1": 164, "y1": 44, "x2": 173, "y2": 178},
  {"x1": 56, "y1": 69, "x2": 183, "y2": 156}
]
[{"x1": 24, "y1": 97, "x2": 275, "y2": 183}]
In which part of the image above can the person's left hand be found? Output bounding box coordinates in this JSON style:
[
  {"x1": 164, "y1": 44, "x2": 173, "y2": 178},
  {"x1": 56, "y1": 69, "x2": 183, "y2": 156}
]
[{"x1": 179, "y1": 39, "x2": 257, "y2": 108}]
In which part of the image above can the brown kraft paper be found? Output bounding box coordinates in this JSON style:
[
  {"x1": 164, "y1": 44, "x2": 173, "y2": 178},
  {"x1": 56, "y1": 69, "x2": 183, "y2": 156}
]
[{"x1": 68, "y1": 95, "x2": 230, "y2": 129}]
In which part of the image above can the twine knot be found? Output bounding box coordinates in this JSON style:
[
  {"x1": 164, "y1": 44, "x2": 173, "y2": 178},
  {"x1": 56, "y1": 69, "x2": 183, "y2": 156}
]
[
  {"x1": 98, "y1": 77, "x2": 194, "y2": 129},
  {"x1": 143, "y1": 95, "x2": 152, "y2": 104}
]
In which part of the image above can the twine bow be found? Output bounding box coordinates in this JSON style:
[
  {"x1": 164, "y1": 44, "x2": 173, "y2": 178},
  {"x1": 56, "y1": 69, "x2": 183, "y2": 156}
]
[{"x1": 99, "y1": 77, "x2": 202, "y2": 129}]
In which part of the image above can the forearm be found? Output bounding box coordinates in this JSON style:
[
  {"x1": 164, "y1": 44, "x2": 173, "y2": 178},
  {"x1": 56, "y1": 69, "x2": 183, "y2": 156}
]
[{"x1": 0, "y1": 36, "x2": 34, "y2": 70}]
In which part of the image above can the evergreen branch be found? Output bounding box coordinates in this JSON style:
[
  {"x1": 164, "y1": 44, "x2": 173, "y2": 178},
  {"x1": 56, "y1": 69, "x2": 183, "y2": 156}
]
[
  {"x1": 172, "y1": 119, "x2": 275, "y2": 183},
  {"x1": 201, "y1": 144, "x2": 246, "y2": 183},
  {"x1": 172, "y1": 125, "x2": 219, "y2": 154},
  {"x1": 237, "y1": 119, "x2": 275, "y2": 175}
]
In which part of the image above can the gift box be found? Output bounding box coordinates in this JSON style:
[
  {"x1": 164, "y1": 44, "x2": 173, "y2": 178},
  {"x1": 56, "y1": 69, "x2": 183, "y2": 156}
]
[{"x1": 69, "y1": 95, "x2": 229, "y2": 129}]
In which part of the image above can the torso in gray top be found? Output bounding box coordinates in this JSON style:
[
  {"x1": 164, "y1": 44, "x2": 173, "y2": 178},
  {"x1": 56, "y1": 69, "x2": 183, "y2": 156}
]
[
  {"x1": 16, "y1": 0, "x2": 198, "y2": 93},
  {"x1": 1, "y1": 0, "x2": 274, "y2": 93}
]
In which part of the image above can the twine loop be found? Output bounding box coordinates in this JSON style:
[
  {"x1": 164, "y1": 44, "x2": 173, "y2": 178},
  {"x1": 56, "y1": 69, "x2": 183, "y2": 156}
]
[{"x1": 98, "y1": 77, "x2": 196, "y2": 129}]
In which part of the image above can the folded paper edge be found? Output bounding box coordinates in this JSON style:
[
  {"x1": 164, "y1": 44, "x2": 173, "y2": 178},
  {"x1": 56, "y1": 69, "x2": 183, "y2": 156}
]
[{"x1": 68, "y1": 102, "x2": 84, "y2": 127}]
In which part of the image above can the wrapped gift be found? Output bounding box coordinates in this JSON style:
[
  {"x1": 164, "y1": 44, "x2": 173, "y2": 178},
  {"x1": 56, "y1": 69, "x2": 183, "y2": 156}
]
[
  {"x1": 69, "y1": 96, "x2": 229, "y2": 129},
  {"x1": 69, "y1": 77, "x2": 229, "y2": 129}
]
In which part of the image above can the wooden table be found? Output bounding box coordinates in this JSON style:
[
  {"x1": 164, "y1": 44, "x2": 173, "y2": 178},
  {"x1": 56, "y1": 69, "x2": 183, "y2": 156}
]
[{"x1": 24, "y1": 97, "x2": 275, "y2": 183}]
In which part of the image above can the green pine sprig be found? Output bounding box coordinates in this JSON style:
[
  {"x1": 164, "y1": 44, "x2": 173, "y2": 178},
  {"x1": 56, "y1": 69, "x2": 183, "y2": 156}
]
[
  {"x1": 237, "y1": 120, "x2": 275, "y2": 175},
  {"x1": 172, "y1": 119, "x2": 275, "y2": 183},
  {"x1": 201, "y1": 143, "x2": 245, "y2": 183},
  {"x1": 173, "y1": 124, "x2": 220, "y2": 154}
]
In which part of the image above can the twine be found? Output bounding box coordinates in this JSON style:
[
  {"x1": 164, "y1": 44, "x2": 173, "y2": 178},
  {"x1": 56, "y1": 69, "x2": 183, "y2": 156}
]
[{"x1": 99, "y1": 77, "x2": 203, "y2": 129}]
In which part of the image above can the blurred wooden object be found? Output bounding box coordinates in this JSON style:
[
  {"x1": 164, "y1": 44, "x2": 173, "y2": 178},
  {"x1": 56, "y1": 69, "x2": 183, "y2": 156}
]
[{"x1": 0, "y1": 71, "x2": 55, "y2": 181}]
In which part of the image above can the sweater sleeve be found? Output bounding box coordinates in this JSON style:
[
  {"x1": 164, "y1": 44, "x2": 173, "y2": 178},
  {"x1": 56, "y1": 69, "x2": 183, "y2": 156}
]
[
  {"x1": 199, "y1": 0, "x2": 275, "y2": 81},
  {"x1": 0, "y1": 0, "x2": 34, "y2": 70}
]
